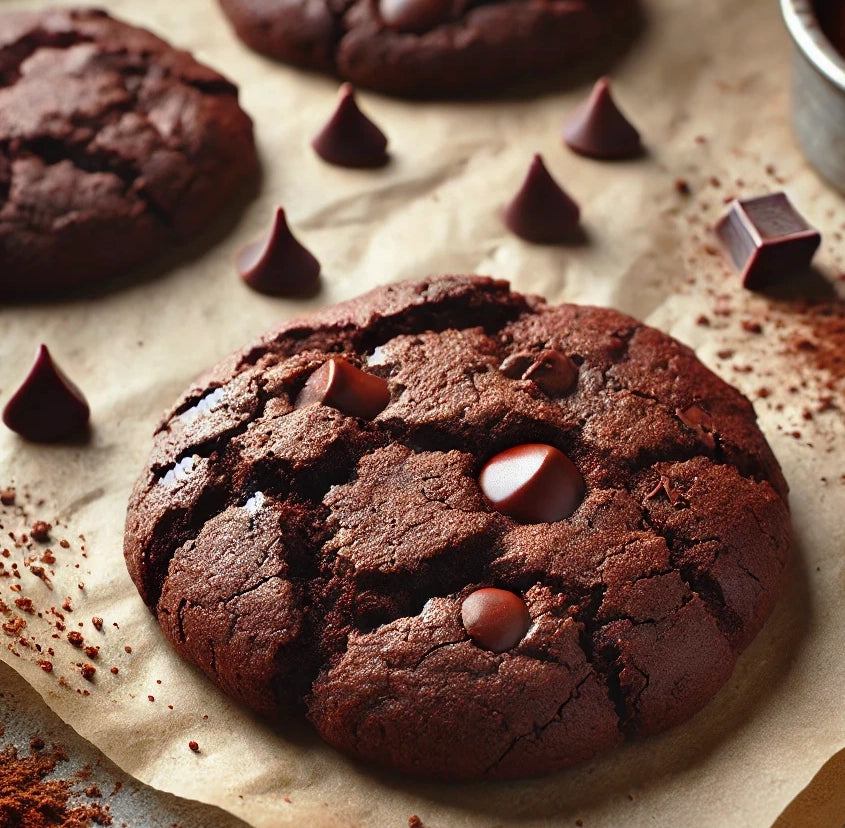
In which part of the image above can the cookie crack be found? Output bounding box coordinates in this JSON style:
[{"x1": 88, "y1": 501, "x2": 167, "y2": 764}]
[{"x1": 0, "y1": 27, "x2": 93, "y2": 87}]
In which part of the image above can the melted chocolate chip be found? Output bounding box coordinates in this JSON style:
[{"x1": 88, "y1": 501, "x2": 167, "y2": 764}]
[
  {"x1": 311, "y1": 84, "x2": 389, "y2": 169},
  {"x1": 478, "y1": 443, "x2": 584, "y2": 523},
  {"x1": 715, "y1": 193, "x2": 821, "y2": 290},
  {"x1": 380, "y1": 0, "x2": 454, "y2": 33},
  {"x1": 562, "y1": 77, "x2": 642, "y2": 160},
  {"x1": 461, "y1": 588, "x2": 531, "y2": 653},
  {"x1": 645, "y1": 475, "x2": 687, "y2": 507},
  {"x1": 498, "y1": 352, "x2": 534, "y2": 379},
  {"x1": 237, "y1": 208, "x2": 321, "y2": 296},
  {"x1": 2, "y1": 345, "x2": 90, "y2": 443},
  {"x1": 295, "y1": 358, "x2": 390, "y2": 419},
  {"x1": 503, "y1": 155, "x2": 581, "y2": 244},
  {"x1": 522, "y1": 350, "x2": 578, "y2": 396},
  {"x1": 676, "y1": 404, "x2": 716, "y2": 449}
]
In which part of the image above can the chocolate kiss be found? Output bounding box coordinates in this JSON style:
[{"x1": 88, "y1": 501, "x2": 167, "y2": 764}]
[
  {"x1": 461, "y1": 588, "x2": 531, "y2": 653},
  {"x1": 380, "y1": 0, "x2": 454, "y2": 33},
  {"x1": 479, "y1": 443, "x2": 584, "y2": 523},
  {"x1": 237, "y1": 208, "x2": 320, "y2": 297},
  {"x1": 311, "y1": 84, "x2": 389, "y2": 169},
  {"x1": 295, "y1": 358, "x2": 390, "y2": 420},
  {"x1": 2, "y1": 345, "x2": 90, "y2": 442},
  {"x1": 503, "y1": 155, "x2": 580, "y2": 244},
  {"x1": 562, "y1": 77, "x2": 642, "y2": 160}
]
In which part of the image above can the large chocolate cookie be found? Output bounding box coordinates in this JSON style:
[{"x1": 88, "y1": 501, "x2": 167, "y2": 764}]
[
  {"x1": 124, "y1": 275, "x2": 791, "y2": 779},
  {"x1": 217, "y1": 0, "x2": 639, "y2": 97},
  {"x1": 0, "y1": 8, "x2": 257, "y2": 298}
]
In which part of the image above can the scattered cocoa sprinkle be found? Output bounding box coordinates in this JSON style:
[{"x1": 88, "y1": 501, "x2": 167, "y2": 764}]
[
  {"x1": 283, "y1": 795, "x2": 292, "y2": 804},
  {"x1": 0, "y1": 744, "x2": 113, "y2": 826},
  {"x1": 62, "y1": 597, "x2": 73, "y2": 612},
  {"x1": 67, "y1": 631, "x2": 84, "y2": 648},
  {"x1": 695, "y1": 314, "x2": 710, "y2": 326},
  {"x1": 29, "y1": 737, "x2": 45, "y2": 752},
  {"x1": 80, "y1": 664, "x2": 96, "y2": 681},
  {"x1": 0, "y1": 488, "x2": 15, "y2": 506},
  {"x1": 757, "y1": 388, "x2": 771, "y2": 398},
  {"x1": 91, "y1": 617, "x2": 103, "y2": 631},
  {"x1": 59, "y1": 539, "x2": 70, "y2": 549},
  {"x1": 147, "y1": 696, "x2": 155, "y2": 703},
  {"x1": 28, "y1": 565, "x2": 51, "y2": 587},
  {"x1": 14, "y1": 597, "x2": 34, "y2": 614},
  {"x1": 675, "y1": 178, "x2": 691, "y2": 196},
  {"x1": 123, "y1": 646, "x2": 131, "y2": 654},
  {"x1": 84, "y1": 785, "x2": 102, "y2": 798},
  {"x1": 716, "y1": 348, "x2": 734, "y2": 359},
  {"x1": 37, "y1": 659, "x2": 53, "y2": 673},
  {"x1": 39, "y1": 550, "x2": 55, "y2": 565},
  {"x1": 2, "y1": 615, "x2": 26, "y2": 636},
  {"x1": 709, "y1": 176, "x2": 721, "y2": 187},
  {"x1": 188, "y1": 741, "x2": 199, "y2": 753},
  {"x1": 30, "y1": 522, "x2": 51, "y2": 542},
  {"x1": 741, "y1": 319, "x2": 763, "y2": 334},
  {"x1": 408, "y1": 816, "x2": 423, "y2": 828},
  {"x1": 84, "y1": 646, "x2": 99, "y2": 659}
]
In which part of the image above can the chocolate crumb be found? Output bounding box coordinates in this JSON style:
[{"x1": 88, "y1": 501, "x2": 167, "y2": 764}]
[
  {"x1": 67, "y1": 631, "x2": 84, "y2": 648},
  {"x1": 30, "y1": 737, "x2": 45, "y2": 751},
  {"x1": 0, "y1": 488, "x2": 15, "y2": 506},
  {"x1": 188, "y1": 740, "x2": 200, "y2": 753},
  {"x1": 408, "y1": 816, "x2": 423, "y2": 828},
  {"x1": 81, "y1": 664, "x2": 96, "y2": 680},
  {"x1": 675, "y1": 179, "x2": 691, "y2": 196},
  {"x1": 92, "y1": 617, "x2": 104, "y2": 631},
  {"x1": 30, "y1": 521, "x2": 51, "y2": 542},
  {"x1": 110, "y1": 667, "x2": 119, "y2": 675}
]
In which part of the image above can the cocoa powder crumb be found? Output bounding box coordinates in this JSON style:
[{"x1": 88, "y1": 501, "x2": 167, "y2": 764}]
[
  {"x1": 30, "y1": 522, "x2": 51, "y2": 542},
  {"x1": 59, "y1": 539, "x2": 70, "y2": 549},
  {"x1": 81, "y1": 664, "x2": 96, "y2": 681},
  {"x1": 84, "y1": 646, "x2": 99, "y2": 659},
  {"x1": 408, "y1": 816, "x2": 423, "y2": 828},
  {"x1": 123, "y1": 646, "x2": 131, "y2": 654},
  {"x1": 91, "y1": 617, "x2": 103, "y2": 631},
  {"x1": 0, "y1": 488, "x2": 15, "y2": 505},
  {"x1": 67, "y1": 631, "x2": 84, "y2": 648},
  {"x1": 188, "y1": 741, "x2": 199, "y2": 753}
]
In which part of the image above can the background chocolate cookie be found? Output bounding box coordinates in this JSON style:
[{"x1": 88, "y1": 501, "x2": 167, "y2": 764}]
[
  {"x1": 217, "y1": 0, "x2": 640, "y2": 97},
  {"x1": 0, "y1": 8, "x2": 257, "y2": 298},
  {"x1": 124, "y1": 275, "x2": 791, "y2": 779}
]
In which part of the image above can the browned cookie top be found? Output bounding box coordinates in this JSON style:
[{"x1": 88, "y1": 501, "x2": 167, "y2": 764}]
[
  {"x1": 124, "y1": 275, "x2": 791, "y2": 779},
  {"x1": 217, "y1": 0, "x2": 639, "y2": 97},
  {"x1": 0, "y1": 8, "x2": 257, "y2": 298}
]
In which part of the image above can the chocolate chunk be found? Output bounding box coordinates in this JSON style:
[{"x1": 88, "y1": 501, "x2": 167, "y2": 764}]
[
  {"x1": 503, "y1": 155, "x2": 581, "y2": 244},
  {"x1": 522, "y1": 350, "x2": 579, "y2": 396},
  {"x1": 380, "y1": 0, "x2": 454, "y2": 33},
  {"x1": 461, "y1": 588, "x2": 531, "y2": 652},
  {"x1": 676, "y1": 404, "x2": 716, "y2": 449},
  {"x1": 645, "y1": 475, "x2": 686, "y2": 507},
  {"x1": 714, "y1": 193, "x2": 821, "y2": 290},
  {"x1": 2, "y1": 345, "x2": 90, "y2": 443},
  {"x1": 562, "y1": 77, "x2": 642, "y2": 159},
  {"x1": 237, "y1": 208, "x2": 321, "y2": 296},
  {"x1": 296, "y1": 358, "x2": 390, "y2": 419},
  {"x1": 478, "y1": 443, "x2": 584, "y2": 523},
  {"x1": 311, "y1": 84, "x2": 389, "y2": 169},
  {"x1": 500, "y1": 349, "x2": 578, "y2": 396}
]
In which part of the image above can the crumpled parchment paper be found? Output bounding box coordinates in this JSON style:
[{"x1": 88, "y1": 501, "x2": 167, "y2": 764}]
[{"x1": 1, "y1": 0, "x2": 844, "y2": 825}]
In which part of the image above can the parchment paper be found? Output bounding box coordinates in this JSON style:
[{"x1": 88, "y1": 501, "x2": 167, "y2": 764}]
[{"x1": 1, "y1": 0, "x2": 844, "y2": 825}]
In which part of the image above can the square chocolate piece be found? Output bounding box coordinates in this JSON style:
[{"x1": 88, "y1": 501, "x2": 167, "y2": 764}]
[{"x1": 715, "y1": 192, "x2": 821, "y2": 290}]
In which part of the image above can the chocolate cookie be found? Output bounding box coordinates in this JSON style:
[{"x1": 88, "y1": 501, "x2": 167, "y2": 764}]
[
  {"x1": 0, "y1": 8, "x2": 257, "y2": 298},
  {"x1": 124, "y1": 275, "x2": 791, "y2": 779},
  {"x1": 216, "y1": 0, "x2": 639, "y2": 97}
]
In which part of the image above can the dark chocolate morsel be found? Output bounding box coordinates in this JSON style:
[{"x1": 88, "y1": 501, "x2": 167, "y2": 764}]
[
  {"x1": 504, "y1": 155, "x2": 580, "y2": 244},
  {"x1": 461, "y1": 588, "x2": 531, "y2": 653},
  {"x1": 498, "y1": 352, "x2": 534, "y2": 379},
  {"x1": 380, "y1": 0, "x2": 454, "y2": 33},
  {"x1": 522, "y1": 349, "x2": 578, "y2": 396},
  {"x1": 295, "y1": 358, "x2": 390, "y2": 419},
  {"x1": 676, "y1": 404, "x2": 716, "y2": 450},
  {"x1": 562, "y1": 77, "x2": 642, "y2": 160},
  {"x1": 478, "y1": 443, "x2": 584, "y2": 523},
  {"x1": 2, "y1": 345, "x2": 90, "y2": 442},
  {"x1": 311, "y1": 84, "x2": 389, "y2": 169},
  {"x1": 237, "y1": 208, "x2": 321, "y2": 296},
  {"x1": 714, "y1": 193, "x2": 821, "y2": 290}
]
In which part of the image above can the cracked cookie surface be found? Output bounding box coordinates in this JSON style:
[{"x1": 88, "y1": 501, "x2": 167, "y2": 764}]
[
  {"x1": 0, "y1": 7, "x2": 257, "y2": 298},
  {"x1": 124, "y1": 275, "x2": 791, "y2": 779},
  {"x1": 216, "y1": 0, "x2": 640, "y2": 97}
]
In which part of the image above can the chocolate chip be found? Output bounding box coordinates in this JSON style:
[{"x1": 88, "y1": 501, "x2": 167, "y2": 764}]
[
  {"x1": 503, "y1": 155, "x2": 580, "y2": 244},
  {"x1": 2, "y1": 345, "x2": 90, "y2": 443},
  {"x1": 478, "y1": 443, "x2": 584, "y2": 523},
  {"x1": 311, "y1": 84, "x2": 389, "y2": 169},
  {"x1": 236, "y1": 208, "x2": 320, "y2": 296},
  {"x1": 461, "y1": 588, "x2": 531, "y2": 652},
  {"x1": 645, "y1": 475, "x2": 686, "y2": 507},
  {"x1": 676, "y1": 404, "x2": 716, "y2": 449},
  {"x1": 380, "y1": 0, "x2": 453, "y2": 33},
  {"x1": 295, "y1": 358, "x2": 390, "y2": 420},
  {"x1": 714, "y1": 193, "x2": 821, "y2": 290},
  {"x1": 562, "y1": 77, "x2": 642, "y2": 160},
  {"x1": 498, "y1": 352, "x2": 534, "y2": 379},
  {"x1": 522, "y1": 349, "x2": 578, "y2": 396}
]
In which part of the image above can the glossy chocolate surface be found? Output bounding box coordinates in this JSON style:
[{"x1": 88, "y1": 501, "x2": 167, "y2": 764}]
[
  {"x1": 295, "y1": 358, "x2": 390, "y2": 420},
  {"x1": 461, "y1": 588, "x2": 531, "y2": 652},
  {"x1": 562, "y1": 77, "x2": 641, "y2": 159},
  {"x1": 311, "y1": 84, "x2": 389, "y2": 168}
]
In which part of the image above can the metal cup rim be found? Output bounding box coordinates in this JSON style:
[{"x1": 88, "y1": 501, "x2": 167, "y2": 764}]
[{"x1": 781, "y1": 0, "x2": 845, "y2": 90}]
